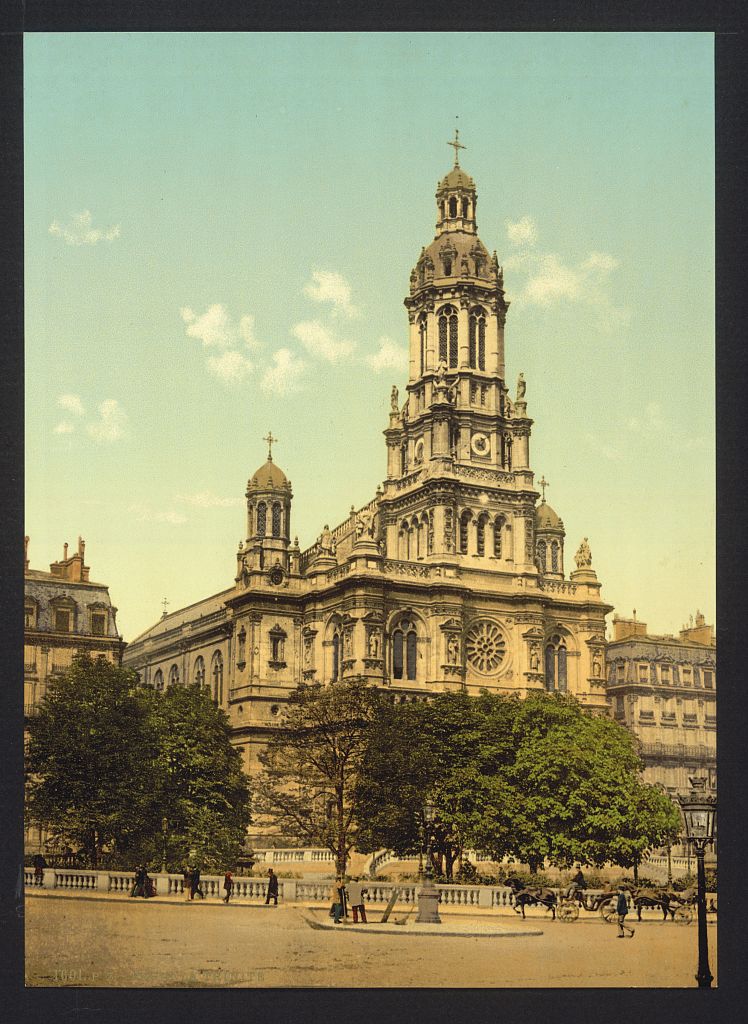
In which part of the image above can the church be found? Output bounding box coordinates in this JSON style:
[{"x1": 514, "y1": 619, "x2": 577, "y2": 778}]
[{"x1": 123, "y1": 138, "x2": 613, "y2": 784}]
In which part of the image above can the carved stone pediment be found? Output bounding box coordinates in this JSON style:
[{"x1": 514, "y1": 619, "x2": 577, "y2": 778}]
[{"x1": 439, "y1": 618, "x2": 462, "y2": 632}]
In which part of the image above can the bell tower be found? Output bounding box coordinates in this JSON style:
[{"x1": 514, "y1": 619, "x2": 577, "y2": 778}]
[
  {"x1": 242, "y1": 433, "x2": 293, "y2": 575},
  {"x1": 381, "y1": 136, "x2": 539, "y2": 572}
]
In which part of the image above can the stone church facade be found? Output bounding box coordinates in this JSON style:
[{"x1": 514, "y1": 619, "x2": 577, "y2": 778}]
[{"x1": 123, "y1": 146, "x2": 613, "y2": 788}]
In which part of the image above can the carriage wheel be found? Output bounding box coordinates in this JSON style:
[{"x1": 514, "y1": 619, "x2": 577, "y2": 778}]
[
  {"x1": 600, "y1": 898, "x2": 618, "y2": 924},
  {"x1": 557, "y1": 901, "x2": 579, "y2": 923},
  {"x1": 674, "y1": 906, "x2": 693, "y2": 926}
]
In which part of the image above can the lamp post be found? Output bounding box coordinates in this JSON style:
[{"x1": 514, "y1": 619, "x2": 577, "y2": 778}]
[
  {"x1": 415, "y1": 800, "x2": 441, "y2": 924},
  {"x1": 161, "y1": 817, "x2": 168, "y2": 875},
  {"x1": 678, "y1": 777, "x2": 716, "y2": 989}
]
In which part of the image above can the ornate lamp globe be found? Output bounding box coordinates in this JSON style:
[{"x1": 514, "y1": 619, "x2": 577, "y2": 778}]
[{"x1": 677, "y1": 777, "x2": 717, "y2": 847}]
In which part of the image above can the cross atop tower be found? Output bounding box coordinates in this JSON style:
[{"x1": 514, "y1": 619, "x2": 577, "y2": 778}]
[
  {"x1": 538, "y1": 475, "x2": 549, "y2": 502},
  {"x1": 263, "y1": 431, "x2": 278, "y2": 460},
  {"x1": 447, "y1": 126, "x2": 466, "y2": 168},
  {"x1": 161, "y1": 597, "x2": 170, "y2": 618}
]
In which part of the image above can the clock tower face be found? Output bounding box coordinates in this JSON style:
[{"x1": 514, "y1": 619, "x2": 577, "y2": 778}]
[{"x1": 471, "y1": 432, "x2": 490, "y2": 457}]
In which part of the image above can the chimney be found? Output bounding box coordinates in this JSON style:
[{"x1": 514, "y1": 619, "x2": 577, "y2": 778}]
[
  {"x1": 63, "y1": 542, "x2": 69, "y2": 560},
  {"x1": 612, "y1": 615, "x2": 648, "y2": 641}
]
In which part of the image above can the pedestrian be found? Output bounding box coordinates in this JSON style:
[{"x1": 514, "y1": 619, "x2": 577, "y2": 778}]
[
  {"x1": 183, "y1": 865, "x2": 193, "y2": 902},
  {"x1": 191, "y1": 865, "x2": 205, "y2": 901},
  {"x1": 616, "y1": 886, "x2": 635, "y2": 938},
  {"x1": 265, "y1": 868, "x2": 279, "y2": 906},
  {"x1": 143, "y1": 867, "x2": 155, "y2": 898},
  {"x1": 345, "y1": 877, "x2": 368, "y2": 923},
  {"x1": 130, "y1": 864, "x2": 143, "y2": 897},
  {"x1": 223, "y1": 871, "x2": 233, "y2": 904},
  {"x1": 328, "y1": 878, "x2": 343, "y2": 924},
  {"x1": 32, "y1": 853, "x2": 47, "y2": 885}
]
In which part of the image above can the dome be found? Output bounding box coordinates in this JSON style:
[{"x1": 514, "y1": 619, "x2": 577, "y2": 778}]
[
  {"x1": 420, "y1": 232, "x2": 490, "y2": 279},
  {"x1": 249, "y1": 458, "x2": 289, "y2": 490},
  {"x1": 437, "y1": 166, "x2": 476, "y2": 191},
  {"x1": 535, "y1": 501, "x2": 564, "y2": 531}
]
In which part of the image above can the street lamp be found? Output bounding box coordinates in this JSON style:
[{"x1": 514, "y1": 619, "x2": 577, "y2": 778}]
[
  {"x1": 415, "y1": 800, "x2": 441, "y2": 924},
  {"x1": 678, "y1": 777, "x2": 716, "y2": 989},
  {"x1": 161, "y1": 817, "x2": 168, "y2": 875}
]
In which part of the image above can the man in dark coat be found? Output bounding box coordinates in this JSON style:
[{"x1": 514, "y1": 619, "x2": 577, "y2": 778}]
[
  {"x1": 190, "y1": 865, "x2": 205, "y2": 900},
  {"x1": 265, "y1": 868, "x2": 279, "y2": 905},
  {"x1": 223, "y1": 871, "x2": 234, "y2": 904},
  {"x1": 616, "y1": 887, "x2": 635, "y2": 937},
  {"x1": 32, "y1": 853, "x2": 47, "y2": 884}
]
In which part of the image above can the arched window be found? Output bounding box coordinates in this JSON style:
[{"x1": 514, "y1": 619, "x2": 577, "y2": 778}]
[
  {"x1": 193, "y1": 655, "x2": 205, "y2": 686},
  {"x1": 168, "y1": 664, "x2": 179, "y2": 688},
  {"x1": 272, "y1": 502, "x2": 282, "y2": 538},
  {"x1": 469, "y1": 310, "x2": 486, "y2": 370},
  {"x1": 545, "y1": 635, "x2": 568, "y2": 693},
  {"x1": 461, "y1": 197, "x2": 469, "y2": 217},
  {"x1": 332, "y1": 633, "x2": 340, "y2": 681},
  {"x1": 210, "y1": 651, "x2": 223, "y2": 704},
  {"x1": 544, "y1": 645, "x2": 555, "y2": 691},
  {"x1": 537, "y1": 540, "x2": 547, "y2": 572},
  {"x1": 257, "y1": 502, "x2": 267, "y2": 536},
  {"x1": 551, "y1": 541, "x2": 560, "y2": 572},
  {"x1": 449, "y1": 196, "x2": 457, "y2": 218},
  {"x1": 493, "y1": 517, "x2": 503, "y2": 558},
  {"x1": 476, "y1": 513, "x2": 488, "y2": 556},
  {"x1": 459, "y1": 510, "x2": 472, "y2": 555},
  {"x1": 154, "y1": 669, "x2": 163, "y2": 692},
  {"x1": 392, "y1": 618, "x2": 417, "y2": 681},
  {"x1": 438, "y1": 305, "x2": 458, "y2": 368},
  {"x1": 398, "y1": 523, "x2": 408, "y2": 561},
  {"x1": 419, "y1": 316, "x2": 427, "y2": 374}
]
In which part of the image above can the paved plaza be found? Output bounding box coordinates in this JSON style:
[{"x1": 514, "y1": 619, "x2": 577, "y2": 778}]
[{"x1": 25, "y1": 892, "x2": 717, "y2": 988}]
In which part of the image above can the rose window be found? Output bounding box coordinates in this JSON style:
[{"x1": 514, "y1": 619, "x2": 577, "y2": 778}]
[{"x1": 465, "y1": 620, "x2": 506, "y2": 674}]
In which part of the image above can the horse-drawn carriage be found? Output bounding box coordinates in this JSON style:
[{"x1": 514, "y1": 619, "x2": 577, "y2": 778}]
[
  {"x1": 506, "y1": 877, "x2": 558, "y2": 919},
  {"x1": 628, "y1": 886, "x2": 696, "y2": 924},
  {"x1": 556, "y1": 888, "x2": 619, "y2": 923}
]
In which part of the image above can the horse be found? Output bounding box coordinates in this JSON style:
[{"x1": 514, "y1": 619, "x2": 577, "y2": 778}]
[{"x1": 505, "y1": 877, "x2": 557, "y2": 920}]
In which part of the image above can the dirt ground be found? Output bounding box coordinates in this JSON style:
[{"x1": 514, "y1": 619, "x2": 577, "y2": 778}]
[{"x1": 24, "y1": 893, "x2": 717, "y2": 988}]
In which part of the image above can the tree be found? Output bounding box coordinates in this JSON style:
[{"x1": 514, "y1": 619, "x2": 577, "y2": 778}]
[
  {"x1": 355, "y1": 692, "x2": 519, "y2": 879},
  {"x1": 253, "y1": 680, "x2": 381, "y2": 876},
  {"x1": 25, "y1": 656, "x2": 251, "y2": 870},
  {"x1": 141, "y1": 683, "x2": 252, "y2": 871},
  {"x1": 25, "y1": 655, "x2": 154, "y2": 867}
]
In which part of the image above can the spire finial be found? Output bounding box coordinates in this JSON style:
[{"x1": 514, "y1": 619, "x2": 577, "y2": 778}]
[
  {"x1": 263, "y1": 431, "x2": 278, "y2": 461},
  {"x1": 161, "y1": 597, "x2": 170, "y2": 618},
  {"x1": 447, "y1": 121, "x2": 466, "y2": 168},
  {"x1": 538, "y1": 475, "x2": 549, "y2": 502}
]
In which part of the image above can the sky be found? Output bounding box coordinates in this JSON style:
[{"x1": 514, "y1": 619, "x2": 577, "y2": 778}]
[{"x1": 24, "y1": 32, "x2": 714, "y2": 642}]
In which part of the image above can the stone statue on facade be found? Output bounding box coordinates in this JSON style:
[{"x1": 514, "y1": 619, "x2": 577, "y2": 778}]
[
  {"x1": 516, "y1": 373, "x2": 526, "y2": 400},
  {"x1": 530, "y1": 644, "x2": 540, "y2": 672},
  {"x1": 592, "y1": 653, "x2": 602, "y2": 677},
  {"x1": 368, "y1": 632, "x2": 380, "y2": 658},
  {"x1": 390, "y1": 385, "x2": 399, "y2": 413},
  {"x1": 447, "y1": 634, "x2": 460, "y2": 665},
  {"x1": 574, "y1": 537, "x2": 592, "y2": 569},
  {"x1": 320, "y1": 524, "x2": 332, "y2": 553},
  {"x1": 434, "y1": 360, "x2": 447, "y2": 390}
]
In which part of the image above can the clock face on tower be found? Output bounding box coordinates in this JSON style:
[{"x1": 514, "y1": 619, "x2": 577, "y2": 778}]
[{"x1": 471, "y1": 432, "x2": 490, "y2": 457}]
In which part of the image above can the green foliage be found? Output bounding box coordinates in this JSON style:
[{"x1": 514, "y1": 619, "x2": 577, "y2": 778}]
[
  {"x1": 253, "y1": 680, "x2": 382, "y2": 876},
  {"x1": 25, "y1": 655, "x2": 250, "y2": 870},
  {"x1": 354, "y1": 690, "x2": 681, "y2": 877},
  {"x1": 673, "y1": 869, "x2": 717, "y2": 892}
]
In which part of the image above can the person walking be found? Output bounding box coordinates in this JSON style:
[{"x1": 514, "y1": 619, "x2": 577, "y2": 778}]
[
  {"x1": 328, "y1": 878, "x2": 343, "y2": 924},
  {"x1": 130, "y1": 864, "x2": 145, "y2": 898},
  {"x1": 616, "y1": 886, "x2": 635, "y2": 938},
  {"x1": 346, "y1": 877, "x2": 368, "y2": 923},
  {"x1": 32, "y1": 853, "x2": 47, "y2": 885},
  {"x1": 223, "y1": 871, "x2": 234, "y2": 904},
  {"x1": 183, "y1": 866, "x2": 193, "y2": 902},
  {"x1": 265, "y1": 868, "x2": 279, "y2": 906},
  {"x1": 190, "y1": 865, "x2": 205, "y2": 901}
]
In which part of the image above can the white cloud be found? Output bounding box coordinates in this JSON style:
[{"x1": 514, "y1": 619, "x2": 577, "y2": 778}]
[
  {"x1": 58, "y1": 393, "x2": 85, "y2": 417},
  {"x1": 206, "y1": 350, "x2": 253, "y2": 385},
  {"x1": 506, "y1": 216, "x2": 537, "y2": 246},
  {"x1": 303, "y1": 270, "x2": 360, "y2": 318},
  {"x1": 130, "y1": 503, "x2": 187, "y2": 525},
  {"x1": 53, "y1": 421, "x2": 75, "y2": 435},
  {"x1": 238, "y1": 314, "x2": 262, "y2": 350},
  {"x1": 366, "y1": 336, "x2": 408, "y2": 373},
  {"x1": 260, "y1": 348, "x2": 306, "y2": 396},
  {"x1": 181, "y1": 304, "x2": 234, "y2": 348},
  {"x1": 523, "y1": 253, "x2": 585, "y2": 305},
  {"x1": 86, "y1": 399, "x2": 127, "y2": 443},
  {"x1": 49, "y1": 210, "x2": 120, "y2": 246},
  {"x1": 177, "y1": 490, "x2": 243, "y2": 508},
  {"x1": 292, "y1": 320, "x2": 355, "y2": 363}
]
